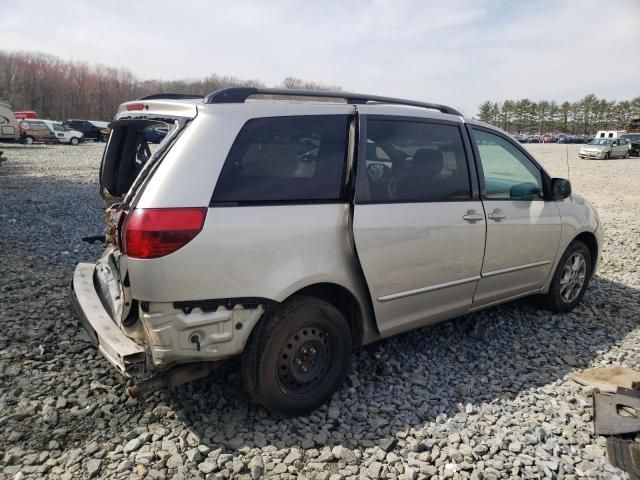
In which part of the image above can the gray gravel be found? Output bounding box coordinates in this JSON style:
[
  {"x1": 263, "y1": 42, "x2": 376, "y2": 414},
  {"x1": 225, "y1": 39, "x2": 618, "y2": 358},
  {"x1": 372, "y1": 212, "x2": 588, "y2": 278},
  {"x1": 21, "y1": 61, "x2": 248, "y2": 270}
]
[{"x1": 1, "y1": 142, "x2": 639, "y2": 479}]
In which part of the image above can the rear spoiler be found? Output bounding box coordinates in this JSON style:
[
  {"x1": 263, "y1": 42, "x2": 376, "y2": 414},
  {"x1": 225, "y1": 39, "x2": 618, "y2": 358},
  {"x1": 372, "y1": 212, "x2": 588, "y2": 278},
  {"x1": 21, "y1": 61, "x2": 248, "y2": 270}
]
[{"x1": 116, "y1": 98, "x2": 199, "y2": 120}]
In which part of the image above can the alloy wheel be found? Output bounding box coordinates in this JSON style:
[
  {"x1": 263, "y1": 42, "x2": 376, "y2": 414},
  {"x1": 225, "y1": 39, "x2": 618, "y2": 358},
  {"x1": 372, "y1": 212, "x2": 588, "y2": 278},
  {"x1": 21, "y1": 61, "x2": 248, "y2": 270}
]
[{"x1": 560, "y1": 252, "x2": 587, "y2": 303}]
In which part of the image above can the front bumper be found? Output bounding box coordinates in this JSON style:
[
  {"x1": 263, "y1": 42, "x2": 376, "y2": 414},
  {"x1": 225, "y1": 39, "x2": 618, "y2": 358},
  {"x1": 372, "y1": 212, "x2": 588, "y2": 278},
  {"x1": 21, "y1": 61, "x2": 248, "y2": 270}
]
[
  {"x1": 579, "y1": 150, "x2": 607, "y2": 159},
  {"x1": 70, "y1": 262, "x2": 145, "y2": 376}
]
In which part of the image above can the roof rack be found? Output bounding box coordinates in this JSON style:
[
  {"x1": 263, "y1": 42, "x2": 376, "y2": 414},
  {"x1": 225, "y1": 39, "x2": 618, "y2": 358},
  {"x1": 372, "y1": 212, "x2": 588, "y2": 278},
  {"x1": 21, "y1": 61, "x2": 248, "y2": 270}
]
[
  {"x1": 204, "y1": 87, "x2": 462, "y2": 116},
  {"x1": 138, "y1": 93, "x2": 204, "y2": 101}
]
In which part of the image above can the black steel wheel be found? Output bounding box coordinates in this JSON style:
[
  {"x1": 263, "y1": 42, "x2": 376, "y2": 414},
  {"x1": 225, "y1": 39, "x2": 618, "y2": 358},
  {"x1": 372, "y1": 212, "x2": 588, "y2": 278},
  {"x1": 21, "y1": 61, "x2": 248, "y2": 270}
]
[
  {"x1": 242, "y1": 295, "x2": 351, "y2": 415},
  {"x1": 277, "y1": 325, "x2": 333, "y2": 398}
]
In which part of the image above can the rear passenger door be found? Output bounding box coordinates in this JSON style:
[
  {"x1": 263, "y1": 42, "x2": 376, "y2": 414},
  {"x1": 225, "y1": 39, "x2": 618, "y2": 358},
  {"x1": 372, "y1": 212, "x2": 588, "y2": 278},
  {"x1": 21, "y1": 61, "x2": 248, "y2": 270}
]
[
  {"x1": 352, "y1": 112, "x2": 486, "y2": 336},
  {"x1": 469, "y1": 126, "x2": 561, "y2": 307}
]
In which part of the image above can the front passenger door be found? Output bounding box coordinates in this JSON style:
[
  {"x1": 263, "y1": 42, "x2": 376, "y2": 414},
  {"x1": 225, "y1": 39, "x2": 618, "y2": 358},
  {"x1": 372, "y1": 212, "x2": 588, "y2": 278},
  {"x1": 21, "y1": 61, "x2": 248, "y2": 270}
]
[{"x1": 470, "y1": 127, "x2": 562, "y2": 307}]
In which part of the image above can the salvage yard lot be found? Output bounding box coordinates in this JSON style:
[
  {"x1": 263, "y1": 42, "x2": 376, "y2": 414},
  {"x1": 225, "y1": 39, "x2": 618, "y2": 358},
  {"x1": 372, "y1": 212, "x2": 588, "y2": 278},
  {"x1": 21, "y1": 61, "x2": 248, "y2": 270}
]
[{"x1": 0, "y1": 143, "x2": 639, "y2": 479}]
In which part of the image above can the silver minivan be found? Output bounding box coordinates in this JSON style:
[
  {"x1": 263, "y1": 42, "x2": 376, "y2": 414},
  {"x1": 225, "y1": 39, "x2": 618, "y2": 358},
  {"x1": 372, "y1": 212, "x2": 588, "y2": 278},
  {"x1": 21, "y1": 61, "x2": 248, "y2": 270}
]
[{"x1": 71, "y1": 88, "x2": 602, "y2": 414}]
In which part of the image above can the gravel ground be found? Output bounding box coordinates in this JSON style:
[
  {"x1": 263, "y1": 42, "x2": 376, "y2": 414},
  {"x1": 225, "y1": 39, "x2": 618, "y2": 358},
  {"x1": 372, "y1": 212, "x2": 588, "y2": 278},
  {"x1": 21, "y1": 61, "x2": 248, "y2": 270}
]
[{"x1": 1, "y1": 142, "x2": 638, "y2": 480}]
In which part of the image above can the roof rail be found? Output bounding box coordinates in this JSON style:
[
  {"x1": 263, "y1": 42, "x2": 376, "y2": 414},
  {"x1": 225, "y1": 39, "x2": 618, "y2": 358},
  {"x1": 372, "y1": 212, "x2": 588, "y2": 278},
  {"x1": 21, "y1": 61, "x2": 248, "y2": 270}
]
[
  {"x1": 204, "y1": 87, "x2": 462, "y2": 116},
  {"x1": 138, "y1": 93, "x2": 204, "y2": 101}
]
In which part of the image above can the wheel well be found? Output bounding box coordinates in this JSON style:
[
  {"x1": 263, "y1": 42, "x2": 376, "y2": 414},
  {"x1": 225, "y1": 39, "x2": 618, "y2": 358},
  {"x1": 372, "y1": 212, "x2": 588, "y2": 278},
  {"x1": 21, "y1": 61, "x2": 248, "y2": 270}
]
[
  {"x1": 288, "y1": 283, "x2": 364, "y2": 347},
  {"x1": 574, "y1": 231, "x2": 598, "y2": 274}
]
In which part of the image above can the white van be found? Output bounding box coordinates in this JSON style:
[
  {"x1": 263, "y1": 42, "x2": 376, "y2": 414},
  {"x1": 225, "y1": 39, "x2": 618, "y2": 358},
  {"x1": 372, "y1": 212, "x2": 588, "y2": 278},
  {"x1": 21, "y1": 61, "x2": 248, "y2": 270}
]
[
  {"x1": 0, "y1": 99, "x2": 20, "y2": 142},
  {"x1": 594, "y1": 130, "x2": 625, "y2": 139},
  {"x1": 41, "y1": 120, "x2": 85, "y2": 145}
]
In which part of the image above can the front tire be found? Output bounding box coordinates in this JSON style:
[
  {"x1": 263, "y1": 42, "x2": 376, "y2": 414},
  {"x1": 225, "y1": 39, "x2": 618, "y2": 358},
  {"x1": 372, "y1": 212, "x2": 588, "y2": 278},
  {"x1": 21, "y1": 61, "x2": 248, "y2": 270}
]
[
  {"x1": 24, "y1": 136, "x2": 34, "y2": 145},
  {"x1": 242, "y1": 296, "x2": 351, "y2": 415},
  {"x1": 542, "y1": 240, "x2": 592, "y2": 312},
  {"x1": 69, "y1": 137, "x2": 79, "y2": 146},
  {"x1": 624, "y1": 151, "x2": 630, "y2": 159}
]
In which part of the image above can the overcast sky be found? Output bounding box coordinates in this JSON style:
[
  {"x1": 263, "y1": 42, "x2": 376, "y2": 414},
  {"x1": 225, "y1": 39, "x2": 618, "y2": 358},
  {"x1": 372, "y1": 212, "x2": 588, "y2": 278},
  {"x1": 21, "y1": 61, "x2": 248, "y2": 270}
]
[{"x1": 2, "y1": 0, "x2": 639, "y2": 115}]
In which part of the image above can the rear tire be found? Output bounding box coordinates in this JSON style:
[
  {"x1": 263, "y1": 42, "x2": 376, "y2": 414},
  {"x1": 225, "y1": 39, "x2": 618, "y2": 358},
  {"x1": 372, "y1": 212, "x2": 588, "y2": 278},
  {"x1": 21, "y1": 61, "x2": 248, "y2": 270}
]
[
  {"x1": 624, "y1": 151, "x2": 630, "y2": 159},
  {"x1": 541, "y1": 240, "x2": 592, "y2": 313},
  {"x1": 241, "y1": 295, "x2": 351, "y2": 415}
]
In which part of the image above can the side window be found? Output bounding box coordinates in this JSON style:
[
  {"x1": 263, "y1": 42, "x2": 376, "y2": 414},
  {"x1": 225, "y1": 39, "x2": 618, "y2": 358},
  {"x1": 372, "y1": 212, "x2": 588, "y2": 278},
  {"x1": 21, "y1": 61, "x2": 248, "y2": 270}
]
[
  {"x1": 472, "y1": 128, "x2": 542, "y2": 200},
  {"x1": 357, "y1": 119, "x2": 471, "y2": 202},
  {"x1": 212, "y1": 115, "x2": 349, "y2": 204}
]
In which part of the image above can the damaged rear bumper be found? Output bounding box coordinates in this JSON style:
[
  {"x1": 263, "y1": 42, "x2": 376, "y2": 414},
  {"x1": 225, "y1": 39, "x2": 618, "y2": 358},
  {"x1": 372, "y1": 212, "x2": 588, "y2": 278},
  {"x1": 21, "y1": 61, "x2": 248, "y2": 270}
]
[{"x1": 70, "y1": 262, "x2": 146, "y2": 376}]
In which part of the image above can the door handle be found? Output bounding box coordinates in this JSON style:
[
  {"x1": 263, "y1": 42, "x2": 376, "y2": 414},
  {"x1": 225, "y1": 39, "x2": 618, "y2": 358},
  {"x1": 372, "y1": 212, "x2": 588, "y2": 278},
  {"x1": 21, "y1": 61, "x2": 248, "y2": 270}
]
[
  {"x1": 488, "y1": 210, "x2": 506, "y2": 220},
  {"x1": 462, "y1": 210, "x2": 484, "y2": 222}
]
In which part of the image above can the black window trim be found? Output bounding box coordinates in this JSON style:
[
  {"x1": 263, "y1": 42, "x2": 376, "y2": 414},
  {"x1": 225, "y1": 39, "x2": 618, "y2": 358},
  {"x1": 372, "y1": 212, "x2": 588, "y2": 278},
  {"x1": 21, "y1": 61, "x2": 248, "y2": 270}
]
[
  {"x1": 354, "y1": 114, "x2": 479, "y2": 205},
  {"x1": 209, "y1": 114, "x2": 354, "y2": 207},
  {"x1": 466, "y1": 124, "x2": 552, "y2": 202}
]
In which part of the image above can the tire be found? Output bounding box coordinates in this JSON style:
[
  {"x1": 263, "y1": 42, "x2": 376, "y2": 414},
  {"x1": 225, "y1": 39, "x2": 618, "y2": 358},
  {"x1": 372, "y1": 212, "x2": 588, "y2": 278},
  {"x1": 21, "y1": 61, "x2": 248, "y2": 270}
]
[
  {"x1": 69, "y1": 137, "x2": 79, "y2": 146},
  {"x1": 541, "y1": 240, "x2": 592, "y2": 313},
  {"x1": 604, "y1": 152, "x2": 610, "y2": 160},
  {"x1": 624, "y1": 151, "x2": 631, "y2": 159},
  {"x1": 241, "y1": 295, "x2": 352, "y2": 415},
  {"x1": 24, "y1": 136, "x2": 34, "y2": 145}
]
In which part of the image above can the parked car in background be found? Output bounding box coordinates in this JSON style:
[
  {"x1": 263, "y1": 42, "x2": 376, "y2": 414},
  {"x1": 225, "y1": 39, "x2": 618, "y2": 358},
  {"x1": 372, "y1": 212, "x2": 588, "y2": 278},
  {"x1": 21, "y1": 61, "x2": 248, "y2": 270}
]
[
  {"x1": 540, "y1": 135, "x2": 554, "y2": 143},
  {"x1": 19, "y1": 119, "x2": 58, "y2": 144},
  {"x1": 620, "y1": 133, "x2": 640, "y2": 157},
  {"x1": 14, "y1": 111, "x2": 37, "y2": 120},
  {"x1": 527, "y1": 135, "x2": 540, "y2": 143},
  {"x1": 71, "y1": 88, "x2": 602, "y2": 414},
  {"x1": 41, "y1": 120, "x2": 84, "y2": 145},
  {"x1": 64, "y1": 119, "x2": 110, "y2": 142},
  {"x1": 513, "y1": 134, "x2": 528, "y2": 143},
  {"x1": 579, "y1": 138, "x2": 630, "y2": 159},
  {"x1": 0, "y1": 99, "x2": 20, "y2": 142},
  {"x1": 144, "y1": 125, "x2": 168, "y2": 143}
]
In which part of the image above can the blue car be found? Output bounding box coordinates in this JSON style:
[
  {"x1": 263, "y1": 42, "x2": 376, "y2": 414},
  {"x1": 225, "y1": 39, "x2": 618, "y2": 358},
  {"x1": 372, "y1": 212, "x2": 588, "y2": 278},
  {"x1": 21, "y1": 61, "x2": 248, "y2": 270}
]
[{"x1": 144, "y1": 126, "x2": 168, "y2": 144}]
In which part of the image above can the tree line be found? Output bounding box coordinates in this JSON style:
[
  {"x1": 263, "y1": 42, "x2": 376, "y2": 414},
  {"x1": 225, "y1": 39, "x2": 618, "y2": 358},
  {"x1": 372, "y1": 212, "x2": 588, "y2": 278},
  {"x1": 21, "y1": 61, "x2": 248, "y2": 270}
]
[
  {"x1": 476, "y1": 95, "x2": 640, "y2": 135},
  {"x1": 0, "y1": 50, "x2": 341, "y2": 121}
]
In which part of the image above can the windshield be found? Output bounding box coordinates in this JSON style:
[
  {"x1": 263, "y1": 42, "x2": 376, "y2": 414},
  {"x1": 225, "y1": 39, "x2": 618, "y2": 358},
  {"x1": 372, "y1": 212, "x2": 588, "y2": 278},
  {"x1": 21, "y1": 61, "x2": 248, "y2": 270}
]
[
  {"x1": 589, "y1": 139, "x2": 612, "y2": 146},
  {"x1": 621, "y1": 135, "x2": 640, "y2": 142}
]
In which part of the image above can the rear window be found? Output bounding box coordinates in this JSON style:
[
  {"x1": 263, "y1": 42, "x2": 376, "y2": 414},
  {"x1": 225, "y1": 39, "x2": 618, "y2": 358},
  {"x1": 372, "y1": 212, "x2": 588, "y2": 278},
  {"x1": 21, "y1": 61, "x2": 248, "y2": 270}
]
[
  {"x1": 100, "y1": 119, "x2": 174, "y2": 197},
  {"x1": 212, "y1": 115, "x2": 349, "y2": 204}
]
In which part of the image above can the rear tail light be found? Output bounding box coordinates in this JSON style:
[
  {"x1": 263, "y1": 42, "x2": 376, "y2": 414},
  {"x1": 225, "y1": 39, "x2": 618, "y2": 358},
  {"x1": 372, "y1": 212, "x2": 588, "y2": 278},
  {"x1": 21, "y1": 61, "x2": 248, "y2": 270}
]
[
  {"x1": 126, "y1": 104, "x2": 145, "y2": 111},
  {"x1": 123, "y1": 208, "x2": 207, "y2": 259}
]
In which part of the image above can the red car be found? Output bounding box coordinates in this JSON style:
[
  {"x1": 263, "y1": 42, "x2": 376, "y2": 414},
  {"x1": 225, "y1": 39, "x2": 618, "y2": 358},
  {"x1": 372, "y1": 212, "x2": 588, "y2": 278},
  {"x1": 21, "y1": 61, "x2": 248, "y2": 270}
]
[{"x1": 540, "y1": 135, "x2": 554, "y2": 143}]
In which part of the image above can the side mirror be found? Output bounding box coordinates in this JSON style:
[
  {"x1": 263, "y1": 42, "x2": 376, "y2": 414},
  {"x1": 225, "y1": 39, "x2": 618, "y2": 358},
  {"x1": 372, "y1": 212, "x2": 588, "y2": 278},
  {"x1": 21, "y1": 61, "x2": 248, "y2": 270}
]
[{"x1": 551, "y1": 178, "x2": 572, "y2": 200}]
